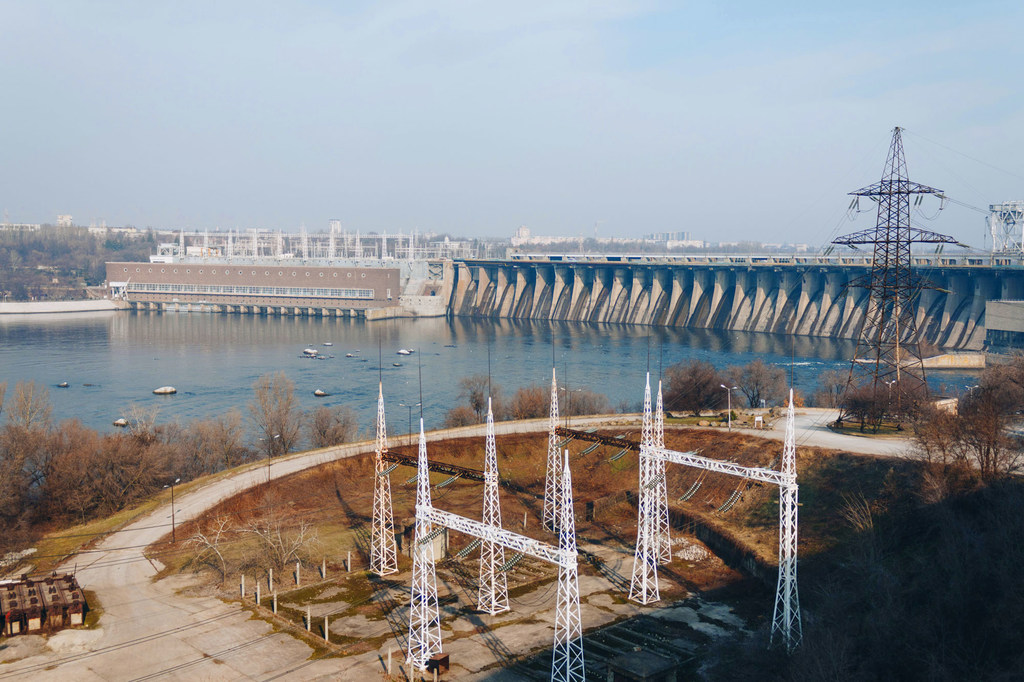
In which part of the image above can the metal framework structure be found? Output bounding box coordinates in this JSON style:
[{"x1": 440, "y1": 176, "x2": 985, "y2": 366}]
[
  {"x1": 629, "y1": 384, "x2": 802, "y2": 650},
  {"x1": 407, "y1": 420, "x2": 442, "y2": 670},
  {"x1": 543, "y1": 368, "x2": 562, "y2": 531},
  {"x1": 370, "y1": 383, "x2": 398, "y2": 576},
  {"x1": 833, "y1": 127, "x2": 959, "y2": 420},
  {"x1": 771, "y1": 390, "x2": 802, "y2": 650},
  {"x1": 653, "y1": 380, "x2": 672, "y2": 563},
  {"x1": 478, "y1": 398, "x2": 509, "y2": 615},
  {"x1": 989, "y1": 201, "x2": 1024, "y2": 253},
  {"x1": 408, "y1": 443, "x2": 584, "y2": 679},
  {"x1": 628, "y1": 374, "x2": 661, "y2": 604}
]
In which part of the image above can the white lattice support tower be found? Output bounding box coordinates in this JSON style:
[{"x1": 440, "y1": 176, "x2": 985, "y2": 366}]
[
  {"x1": 552, "y1": 450, "x2": 585, "y2": 682},
  {"x1": 771, "y1": 390, "x2": 803, "y2": 651},
  {"x1": 407, "y1": 420, "x2": 441, "y2": 670},
  {"x1": 478, "y1": 398, "x2": 509, "y2": 615},
  {"x1": 543, "y1": 368, "x2": 562, "y2": 531},
  {"x1": 629, "y1": 374, "x2": 660, "y2": 604},
  {"x1": 653, "y1": 380, "x2": 672, "y2": 563},
  {"x1": 371, "y1": 383, "x2": 398, "y2": 576}
]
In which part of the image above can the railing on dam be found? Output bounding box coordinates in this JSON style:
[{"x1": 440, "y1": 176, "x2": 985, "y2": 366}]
[{"x1": 506, "y1": 251, "x2": 1024, "y2": 269}]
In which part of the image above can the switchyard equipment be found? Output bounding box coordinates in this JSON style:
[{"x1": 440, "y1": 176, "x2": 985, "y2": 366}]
[
  {"x1": 989, "y1": 201, "x2": 1024, "y2": 253},
  {"x1": 628, "y1": 378, "x2": 803, "y2": 651},
  {"x1": 406, "y1": 407, "x2": 586, "y2": 681}
]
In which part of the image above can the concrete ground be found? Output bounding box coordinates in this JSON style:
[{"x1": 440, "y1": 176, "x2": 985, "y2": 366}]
[{"x1": 0, "y1": 412, "x2": 912, "y2": 681}]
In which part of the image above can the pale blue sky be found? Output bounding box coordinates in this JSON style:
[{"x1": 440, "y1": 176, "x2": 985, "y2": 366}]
[{"x1": 1, "y1": 1, "x2": 1022, "y2": 247}]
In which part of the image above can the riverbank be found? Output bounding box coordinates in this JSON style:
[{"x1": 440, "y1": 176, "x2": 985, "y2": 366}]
[{"x1": 0, "y1": 300, "x2": 120, "y2": 315}]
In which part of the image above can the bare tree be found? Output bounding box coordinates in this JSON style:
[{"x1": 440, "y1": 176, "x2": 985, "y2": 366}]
[
  {"x1": 307, "y1": 406, "x2": 359, "y2": 448},
  {"x1": 564, "y1": 388, "x2": 611, "y2": 416},
  {"x1": 120, "y1": 404, "x2": 159, "y2": 444},
  {"x1": 185, "y1": 516, "x2": 234, "y2": 583},
  {"x1": 508, "y1": 384, "x2": 548, "y2": 420},
  {"x1": 242, "y1": 514, "x2": 320, "y2": 572},
  {"x1": 727, "y1": 359, "x2": 788, "y2": 408},
  {"x1": 812, "y1": 370, "x2": 848, "y2": 408},
  {"x1": 249, "y1": 372, "x2": 302, "y2": 459},
  {"x1": 444, "y1": 405, "x2": 477, "y2": 428},
  {"x1": 665, "y1": 360, "x2": 724, "y2": 416},
  {"x1": 457, "y1": 375, "x2": 501, "y2": 421},
  {"x1": 6, "y1": 381, "x2": 52, "y2": 431}
]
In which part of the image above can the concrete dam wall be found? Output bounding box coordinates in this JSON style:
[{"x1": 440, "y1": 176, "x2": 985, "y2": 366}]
[{"x1": 450, "y1": 258, "x2": 1024, "y2": 350}]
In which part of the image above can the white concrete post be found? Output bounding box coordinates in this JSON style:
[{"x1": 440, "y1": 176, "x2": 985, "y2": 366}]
[
  {"x1": 273, "y1": 592, "x2": 278, "y2": 614},
  {"x1": 306, "y1": 606, "x2": 311, "y2": 631},
  {"x1": 346, "y1": 551, "x2": 351, "y2": 573},
  {"x1": 269, "y1": 568, "x2": 273, "y2": 590},
  {"x1": 240, "y1": 575, "x2": 245, "y2": 599},
  {"x1": 256, "y1": 581, "x2": 261, "y2": 605},
  {"x1": 324, "y1": 615, "x2": 329, "y2": 642},
  {"x1": 295, "y1": 561, "x2": 300, "y2": 586},
  {"x1": 322, "y1": 557, "x2": 326, "y2": 579},
  {"x1": 387, "y1": 646, "x2": 392, "y2": 674}
]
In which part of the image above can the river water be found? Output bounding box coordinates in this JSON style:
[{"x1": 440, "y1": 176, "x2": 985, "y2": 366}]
[{"x1": 0, "y1": 312, "x2": 976, "y2": 435}]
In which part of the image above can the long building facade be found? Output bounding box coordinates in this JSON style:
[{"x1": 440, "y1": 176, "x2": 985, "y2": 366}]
[{"x1": 106, "y1": 261, "x2": 403, "y2": 316}]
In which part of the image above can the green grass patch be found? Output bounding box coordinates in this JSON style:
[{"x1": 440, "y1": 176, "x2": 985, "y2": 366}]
[{"x1": 82, "y1": 588, "x2": 102, "y2": 628}]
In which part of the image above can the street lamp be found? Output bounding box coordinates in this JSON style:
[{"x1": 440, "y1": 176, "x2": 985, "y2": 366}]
[
  {"x1": 163, "y1": 478, "x2": 181, "y2": 543},
  {"x1": 260, "y1": 434, "x2": 280, "y2": 482},
  {"x1": 720, "y1": 384, "x2": 738, "y2": 431},
  {"x1": 884, "y1": 379, "x2": 896, "y2": 406},
  {"x1": 399, "y1": 402, "x2": 420, "y2": 445}
]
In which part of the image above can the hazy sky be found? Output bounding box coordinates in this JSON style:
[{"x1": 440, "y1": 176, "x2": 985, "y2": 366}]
[{"x1": 2, "y1": 1, "x2": 1022, "y2": 247}]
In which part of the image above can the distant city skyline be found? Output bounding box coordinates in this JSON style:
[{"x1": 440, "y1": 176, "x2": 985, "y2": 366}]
[{"x1": 1, "y1": 1, "x2": 1022, "y2": 249}]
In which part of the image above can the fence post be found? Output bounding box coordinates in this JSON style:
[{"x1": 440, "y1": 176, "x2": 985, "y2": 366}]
[
  {"x1": 273, "y1": 592, "x2": 277, "y2": 614},
  {"x1": 240, "y1": 575, "x2": 245, "y2": 599},
  {"x1": 306, "y1": 606, "x2": 311, "y2": 631},
  {"x1": 295, "y1": 560, "x2": 300, "y2": 586}
]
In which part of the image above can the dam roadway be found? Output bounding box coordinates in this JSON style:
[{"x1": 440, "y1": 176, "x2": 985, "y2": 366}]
[{"x1": 450, "y1": 254, "x2": 1024, "y2": 350}]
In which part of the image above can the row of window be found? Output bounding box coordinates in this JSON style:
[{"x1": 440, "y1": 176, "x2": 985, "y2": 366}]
[
  {"x1": 125, "y1": 282, "x2": 374, "y2": 300},
  {"x1": 122, "y1": 266, "x2": 370, "y2": 279}
]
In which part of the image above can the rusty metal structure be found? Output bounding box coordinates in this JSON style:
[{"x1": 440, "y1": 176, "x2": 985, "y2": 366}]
[{"x1": 1, "y1": 574, "x2": 86, "y2": 636}]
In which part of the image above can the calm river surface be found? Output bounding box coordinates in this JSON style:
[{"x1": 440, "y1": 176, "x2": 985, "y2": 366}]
[{"x1": 0, "y1": 312, "x2": 975, "y2": 435}]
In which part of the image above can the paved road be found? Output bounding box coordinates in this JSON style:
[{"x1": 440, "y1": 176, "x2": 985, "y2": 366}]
[{"x1": 0, "y1": 413, "x2": 911, "y2": 680}]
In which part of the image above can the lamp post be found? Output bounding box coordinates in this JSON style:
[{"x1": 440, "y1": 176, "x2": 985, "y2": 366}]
[
  {"x1": 260, "y1": 434, "x2": 280, "y2": 482},
  {"x1": 399, "y1": 402, "x2": 420, "y2": 445},
  {"x1": 884, "y1": 379, "x2": 896, "y2": 408},
  {"x1": 720, "y1": 384, "x2": 738, "y2": 431},
  {"x1": 163, "y1": 477, "x2": 181, "y2": 543}
]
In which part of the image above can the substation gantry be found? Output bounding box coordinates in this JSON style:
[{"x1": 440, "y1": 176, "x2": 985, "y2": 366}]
[{"x1": 626, "y1": 377, "x2": 802, "y2": 650}]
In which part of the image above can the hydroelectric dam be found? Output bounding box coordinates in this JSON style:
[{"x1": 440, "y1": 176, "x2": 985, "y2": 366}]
[{"x1": 450, "y1": 254, "x2": 1024, "y2": 351}]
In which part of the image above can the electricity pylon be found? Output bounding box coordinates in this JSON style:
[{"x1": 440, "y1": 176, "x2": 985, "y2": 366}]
[
  {"x1": 407, "y1": 419, "x2": 441, "y2": 670},
  {"x1": 543, "y1": 368, "x2": 562, "y2": 531},
  {"x1": 551, "y1": 450, "x2": 585, "y2": 682},
  {"x1": 834, "y1": 126, "x2": 959, "y2": 421},
  {"x1": 478, "y1": 398, "x2": 509, "y2": 614},
  {"x1": 653, "y1": 380, "x2": 672, "y2": 563},
  {"x1": 628, "y1": 374, "x2": 660, "y2": 604},
  {"x1": 370, "y1": 383, "x2": 397, "y2": 575},
  {"x1": 771, "y1": 389, "x2": 803, "y2": 651}
]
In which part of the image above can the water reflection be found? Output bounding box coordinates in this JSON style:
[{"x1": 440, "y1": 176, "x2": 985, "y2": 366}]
[{"x1": 0, "y1": 311, "x2": 971, "y2": 433}]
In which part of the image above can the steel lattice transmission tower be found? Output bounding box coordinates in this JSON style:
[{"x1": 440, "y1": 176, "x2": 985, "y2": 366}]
[
  {"x1": 834, "y1": 127, "x2": 959, "y2": 420},
  {"x1": 771, "y1": 389, "x2": 803, "y2": 651},
  {"x1": 478, "y1": 398, "x2": 509, "y2": 615},
  {"x1": 370, "y1": 383, "x2": 398, "y2": 576},
  {"x1": 628, "y1": 373, "x2": 660, "y2": 604},
  {"x1": 407, "y1": 419, "x2": 442, "y2": 671},
  {"x1": 653, "y1": 380, "x2": 672, "y2": 563},
  {"x1": 551, "y1": 450, "x2": 585, "y2": 682},
  {"x1": 543, "y1": 368, "x2": 562, "y2": 531}
]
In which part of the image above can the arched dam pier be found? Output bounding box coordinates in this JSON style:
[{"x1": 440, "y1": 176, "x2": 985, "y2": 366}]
[{"x1": 450, "y1": 255, "x2": 1024, "y2": 351}]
